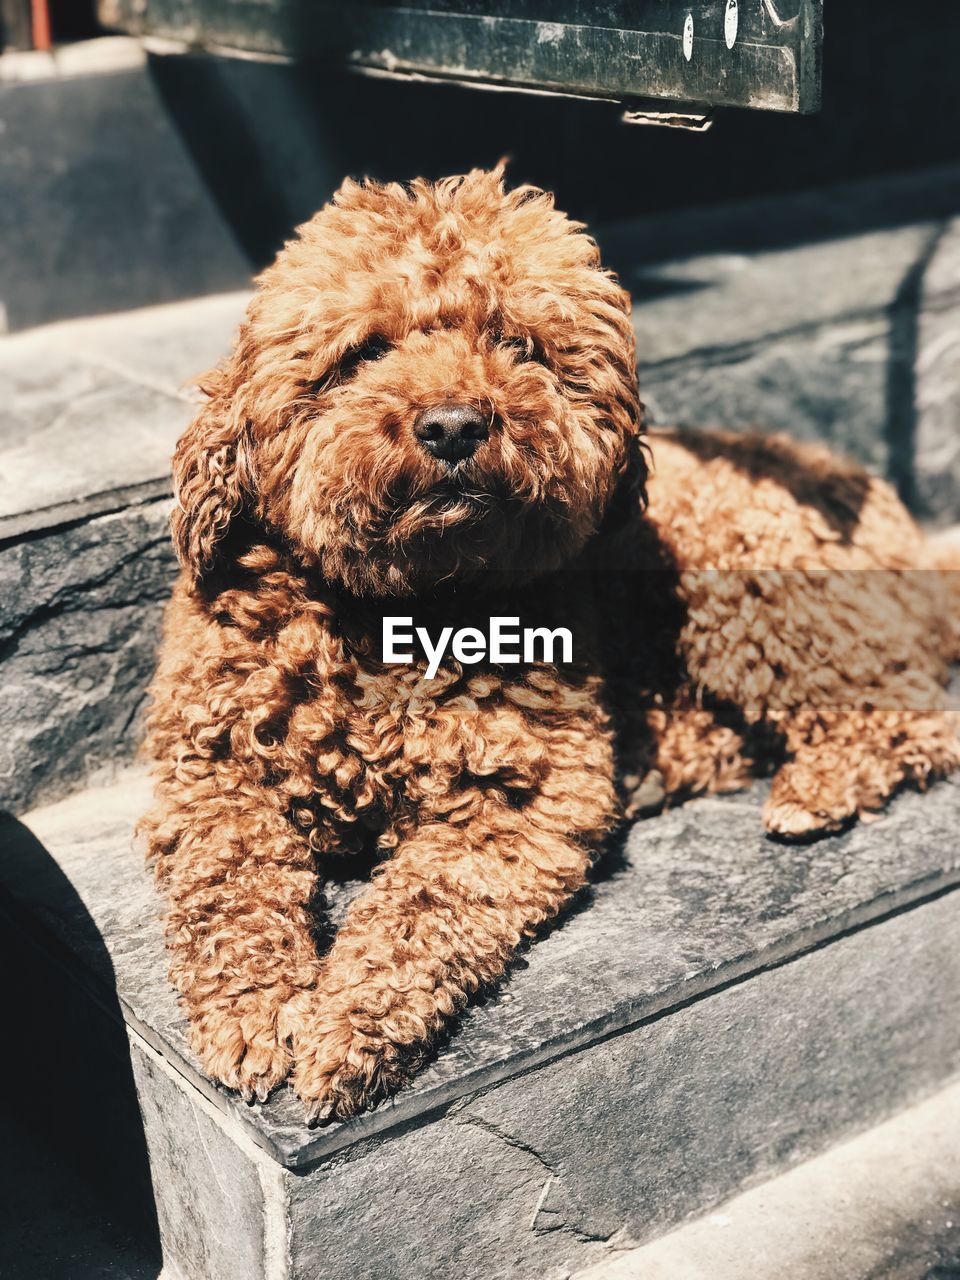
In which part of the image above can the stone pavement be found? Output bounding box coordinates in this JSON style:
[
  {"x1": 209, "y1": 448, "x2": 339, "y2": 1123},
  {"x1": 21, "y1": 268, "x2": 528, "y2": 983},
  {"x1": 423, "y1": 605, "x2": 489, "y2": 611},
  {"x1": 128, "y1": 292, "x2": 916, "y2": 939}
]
[{"x1": 0, "y1": 38, "x2": 249, "y2": 331}]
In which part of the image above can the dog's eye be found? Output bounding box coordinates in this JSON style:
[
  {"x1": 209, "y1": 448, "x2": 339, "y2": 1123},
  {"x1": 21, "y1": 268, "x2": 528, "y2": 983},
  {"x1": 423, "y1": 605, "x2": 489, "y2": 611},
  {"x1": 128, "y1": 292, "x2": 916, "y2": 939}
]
[
  {"x1": 353, "y1": 334, "x2": 391, "y2": 364},
  {"x1": 491, "y1": 330, "x2": 548, "y2": 366},
  {"x1": 338, "y1": 334, "x2": 392, "y2": 382}
]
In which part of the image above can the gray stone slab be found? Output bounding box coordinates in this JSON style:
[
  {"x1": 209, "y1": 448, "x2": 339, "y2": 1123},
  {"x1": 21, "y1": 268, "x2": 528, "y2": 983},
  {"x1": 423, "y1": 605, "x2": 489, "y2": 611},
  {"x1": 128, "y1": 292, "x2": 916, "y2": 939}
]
[
  {"x1": 129, "y1": 1035, "x2": 276, "y2": 1280},
  {"x1": 5, "y1": 768, "x2": 960, "y2": 1175},
  {"x1": 641, "y1": 316, "x2": 893, "y2": 476},
  {"x1": 282, "y1": 891, "x2": 960, "y2": 1279},
  {"x1": 596, "y1": 165, "x2": 960, "y2": 276},
  {"x1": 0, "y1": 500, "x2": 177, "y2": 812},
  {"x1": 0, "y1": 349, "x2": 185, "y2": 525},
  {"x1": 42, "y1": 289, "x2": 250, "y2": 401},
  {"x1": 456, "y1": 893, "x2": 960, "y2": 1256},
  {"x1": 0, "y1": 291, "x2": 247, "y2": 540},
  {"x1": 631, "y1": 227, "x2": 939, "y2": 368},
  {"x1": 625, "y1": 216, "x2": 960, "y2": 523},
  {"x1": 574, "y1": 1079, "x2": 960, "y2": 1280}
]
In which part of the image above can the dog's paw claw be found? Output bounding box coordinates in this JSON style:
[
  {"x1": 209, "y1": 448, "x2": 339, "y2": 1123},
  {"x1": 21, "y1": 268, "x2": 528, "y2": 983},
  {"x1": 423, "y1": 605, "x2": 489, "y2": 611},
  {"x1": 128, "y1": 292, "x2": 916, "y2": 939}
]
[
  {"x1": 304, "y1": 1100, "x2": 336, "y2": 1128},
  {"x1": 232, "y1": 1071, "x2": 283, "y2": 1106}
]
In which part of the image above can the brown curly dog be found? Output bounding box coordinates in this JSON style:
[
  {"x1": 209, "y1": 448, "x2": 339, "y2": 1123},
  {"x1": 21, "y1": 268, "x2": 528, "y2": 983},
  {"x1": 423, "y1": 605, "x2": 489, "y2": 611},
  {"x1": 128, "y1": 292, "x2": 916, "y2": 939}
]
[{"x1": 144, "y1": 167, "x2": 960, "y2": 1122}]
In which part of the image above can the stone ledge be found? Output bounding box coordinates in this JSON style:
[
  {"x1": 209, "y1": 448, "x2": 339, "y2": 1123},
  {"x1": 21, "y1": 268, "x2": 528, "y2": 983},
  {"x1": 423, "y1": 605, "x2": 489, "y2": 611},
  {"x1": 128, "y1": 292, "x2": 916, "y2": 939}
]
[
  {"x1": 625, "y1": 213, "x2": 960, "y2": 522},
  {"x1": 0, "y1": 499, "x2": 176, "y2": 813},
  {"x1": 6, "y1": 769, "x2": 960, "y2": 1169},
  {"x1": 0, "y1": 291, "x2": 247, "y2": 541},
  {"x1": 5, "y1": 772, "x2": 960, "y2": 1277}
]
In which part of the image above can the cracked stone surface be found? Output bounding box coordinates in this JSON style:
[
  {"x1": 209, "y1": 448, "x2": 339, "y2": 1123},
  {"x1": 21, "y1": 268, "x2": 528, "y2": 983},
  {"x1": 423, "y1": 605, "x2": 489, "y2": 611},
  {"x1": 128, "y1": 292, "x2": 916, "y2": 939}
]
[
  {"x1": 5, "y1": 772, "x2": 960, "y2": 1278},
  {"x1": 0, "y1": 499, "x2": 177, "y2": 812}
]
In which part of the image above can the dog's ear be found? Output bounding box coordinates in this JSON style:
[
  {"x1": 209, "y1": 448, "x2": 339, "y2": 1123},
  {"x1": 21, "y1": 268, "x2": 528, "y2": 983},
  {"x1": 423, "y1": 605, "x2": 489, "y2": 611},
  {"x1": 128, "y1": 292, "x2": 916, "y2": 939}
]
[
  {"x1": 601, "y1": 423, "x2": 650, "y2": 539},
  {"x1": 171, "y1": 371, "x2": 252, "y2": 579}
]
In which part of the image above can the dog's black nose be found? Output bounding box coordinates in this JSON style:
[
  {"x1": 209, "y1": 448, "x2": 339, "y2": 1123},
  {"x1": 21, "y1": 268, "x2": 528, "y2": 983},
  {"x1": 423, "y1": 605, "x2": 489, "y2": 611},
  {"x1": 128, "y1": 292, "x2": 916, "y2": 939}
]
[{"x1": 414, "y1": 402, "x2": 489, "y2": 464}]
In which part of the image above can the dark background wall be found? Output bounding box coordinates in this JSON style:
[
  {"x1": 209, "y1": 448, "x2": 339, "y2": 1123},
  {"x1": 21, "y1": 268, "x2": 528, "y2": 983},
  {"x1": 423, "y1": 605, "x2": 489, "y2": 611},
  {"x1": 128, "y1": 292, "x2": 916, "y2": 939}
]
[{"x1": 3, "y1": 2, "x2": 959, "y2": 331}]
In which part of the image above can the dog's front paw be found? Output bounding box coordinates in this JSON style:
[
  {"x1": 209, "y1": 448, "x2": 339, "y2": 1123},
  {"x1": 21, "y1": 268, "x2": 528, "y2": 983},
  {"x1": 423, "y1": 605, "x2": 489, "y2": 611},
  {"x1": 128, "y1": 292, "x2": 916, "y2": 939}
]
[
  {"x1": 288, "y1": 994, "x2": 418, "y2": 1124},
  {"x1": 189, "y1": 992, "x2": 295, "y2": 1103},
  {"x1": 763, "y1": 796, "x2": 851, "y2": 840},
  {"x1": 763, "y1": 761, "x2": 857, "y2": 840}
]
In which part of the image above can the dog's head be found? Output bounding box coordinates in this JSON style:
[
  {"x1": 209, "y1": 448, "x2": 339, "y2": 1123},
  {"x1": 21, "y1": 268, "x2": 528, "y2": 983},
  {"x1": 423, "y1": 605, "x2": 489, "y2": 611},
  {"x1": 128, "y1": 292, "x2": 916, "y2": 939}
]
[{"x1": 173, "y1": 167, "x2": 644, "y2": 595}]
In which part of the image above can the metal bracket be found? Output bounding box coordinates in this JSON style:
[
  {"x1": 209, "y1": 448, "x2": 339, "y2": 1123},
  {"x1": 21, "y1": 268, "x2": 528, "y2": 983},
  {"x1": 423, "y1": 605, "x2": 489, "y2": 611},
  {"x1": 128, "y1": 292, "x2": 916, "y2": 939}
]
[{"x1": 621, "y1": 101, "x2": 715, "y2": 132}]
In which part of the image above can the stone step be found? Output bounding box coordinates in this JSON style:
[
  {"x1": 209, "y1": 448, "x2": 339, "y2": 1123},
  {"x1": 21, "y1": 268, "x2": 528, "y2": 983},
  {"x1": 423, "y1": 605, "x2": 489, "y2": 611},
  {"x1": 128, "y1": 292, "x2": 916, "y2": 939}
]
[
  {"x1": 3, "y1": 770, "x2": 960, "y2": 1279},
  {"x1": 618, "y1": 182, "x2": 960, "y2": 527},
  {"x1": 573, "y1": 1078, "x2": 960, "y2": 1280},
  {"x1": 0, "y1": 291, "x2": 246, "y2": 814}
]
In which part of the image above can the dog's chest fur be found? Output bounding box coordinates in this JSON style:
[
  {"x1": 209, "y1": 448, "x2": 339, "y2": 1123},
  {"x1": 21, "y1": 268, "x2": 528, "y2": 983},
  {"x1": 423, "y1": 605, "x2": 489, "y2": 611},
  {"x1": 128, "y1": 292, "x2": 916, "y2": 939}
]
[{"x1": 173, "y1": 567, "x2": 619, "y2": 857}]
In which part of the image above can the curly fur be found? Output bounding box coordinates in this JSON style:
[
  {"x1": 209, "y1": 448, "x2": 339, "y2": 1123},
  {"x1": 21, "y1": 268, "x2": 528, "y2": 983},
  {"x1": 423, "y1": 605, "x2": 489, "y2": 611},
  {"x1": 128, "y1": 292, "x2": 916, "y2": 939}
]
[{"x1": 144, "y1": 167, "x2": 960, "y2": 1120}]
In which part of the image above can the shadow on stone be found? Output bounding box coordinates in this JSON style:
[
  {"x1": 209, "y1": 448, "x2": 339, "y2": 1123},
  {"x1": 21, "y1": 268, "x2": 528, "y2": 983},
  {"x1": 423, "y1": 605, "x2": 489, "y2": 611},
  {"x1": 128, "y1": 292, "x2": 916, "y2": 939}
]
[
  {"x1": 147, "y1": 51, "x2": 346, "y2": 272},
  {"x1": 884, "y1": 222, "x2": 949, "y2": 513},
  {"x1": 0, "y1": 815, "x2": 162, "y2": 1280}
]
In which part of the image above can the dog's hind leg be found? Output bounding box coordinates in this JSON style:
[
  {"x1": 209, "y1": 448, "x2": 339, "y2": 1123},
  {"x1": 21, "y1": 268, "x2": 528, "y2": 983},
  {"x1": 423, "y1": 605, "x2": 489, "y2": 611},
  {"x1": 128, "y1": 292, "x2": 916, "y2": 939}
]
[{"x1": 763, "y1": 703, "x2": 960, "y2": 838}]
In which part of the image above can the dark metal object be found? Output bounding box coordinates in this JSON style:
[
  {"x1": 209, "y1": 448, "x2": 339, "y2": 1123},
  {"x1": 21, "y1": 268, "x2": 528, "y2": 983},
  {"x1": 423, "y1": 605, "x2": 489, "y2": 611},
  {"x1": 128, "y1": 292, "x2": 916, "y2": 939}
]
[{"x1": 98, "y1": 0, "x2": 824, "y2": 116}]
